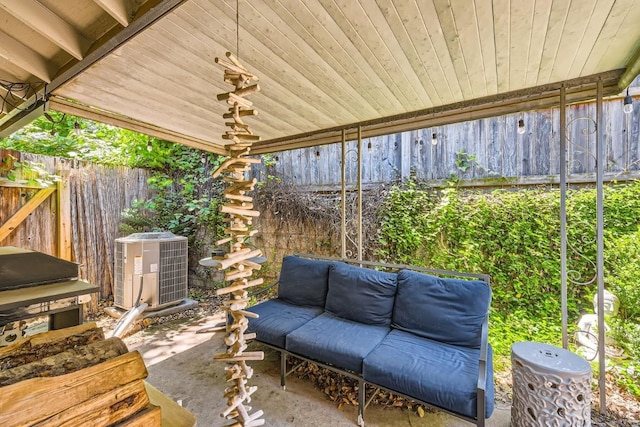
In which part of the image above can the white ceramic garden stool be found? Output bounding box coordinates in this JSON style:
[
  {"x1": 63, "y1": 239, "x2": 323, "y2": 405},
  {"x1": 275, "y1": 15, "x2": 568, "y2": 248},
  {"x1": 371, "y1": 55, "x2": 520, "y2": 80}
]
[{"x1": 511, "y1": 341, "x2": 592, "y2": 427}]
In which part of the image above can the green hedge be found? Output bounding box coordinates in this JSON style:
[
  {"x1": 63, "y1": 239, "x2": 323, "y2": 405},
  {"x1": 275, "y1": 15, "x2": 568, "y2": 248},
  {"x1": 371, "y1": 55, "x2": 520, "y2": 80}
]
[{"x1": 375, "y1": 180, "x2": 640, "y2": 359}]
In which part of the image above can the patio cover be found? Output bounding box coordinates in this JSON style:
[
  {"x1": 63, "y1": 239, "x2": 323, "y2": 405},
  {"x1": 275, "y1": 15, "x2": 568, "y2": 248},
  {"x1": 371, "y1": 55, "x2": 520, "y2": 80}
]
[{"x1": 0, "y1": 0, "x2": 639, "y2": 155}]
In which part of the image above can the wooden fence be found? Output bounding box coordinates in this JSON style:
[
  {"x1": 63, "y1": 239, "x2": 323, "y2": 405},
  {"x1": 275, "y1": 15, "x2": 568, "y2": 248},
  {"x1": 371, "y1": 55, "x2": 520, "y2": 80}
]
[
  {"x1": 0, "y1": 149, "x2": 151, "y2": 309},
  {"x1": 251, "y1": 94, "x2": 640, "y2": 189}
]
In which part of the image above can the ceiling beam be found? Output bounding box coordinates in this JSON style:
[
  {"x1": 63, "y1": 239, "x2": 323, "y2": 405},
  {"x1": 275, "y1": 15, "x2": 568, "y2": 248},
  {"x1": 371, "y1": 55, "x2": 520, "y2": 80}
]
[
  {"x1": 0, "y1": 0, "x2": 188, "y2": 134},
  {"x1": 0, "y1": 30, "x2": 54, "y2": 82},
  {"x1": 49, "y1": 97, "x2": 227, "y2": 155},
  {"x1": 0, "y1": 0, "x2": 91, "y2": 60},
  {"x1": 0, "y1": 86, "x2": 30, "y2": 115},
  {"x1": 252, "y1": 70, "x2": 624, "y2": 155},
  {"x1": 0, "y1": 68, "x2": 22, "y2": 83},
  {"x1": 0, "y1": 70, "x2": 42, "y2": 117},
  {"x1": 91, "y1": 0, "x2": 131, "y2": 27},
  {"x1": 0, "y1": 98, "x2": 46, "y2": 138},
  {"x1": 47, "y1": 0, "x2": 188, "y2": 94}
]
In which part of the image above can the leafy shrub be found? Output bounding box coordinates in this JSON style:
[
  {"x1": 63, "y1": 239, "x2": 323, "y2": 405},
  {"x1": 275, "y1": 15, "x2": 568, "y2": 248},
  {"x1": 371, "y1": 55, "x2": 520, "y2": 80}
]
[
  {"x1": 119, "y1": 143, "x2": 226, "y2": 249},
  {"x1": 606, "y1": 230, "x2": 640, "y2": 360},
  {"x1": 606, "y1": 230, "x2": 640, "y2": 322},
  {"x1": 375, "y1": 180, "x2": 640, "y2": 359},
  {"x1": 376, "y1": 181, "x2": 433, "y2": 264}
]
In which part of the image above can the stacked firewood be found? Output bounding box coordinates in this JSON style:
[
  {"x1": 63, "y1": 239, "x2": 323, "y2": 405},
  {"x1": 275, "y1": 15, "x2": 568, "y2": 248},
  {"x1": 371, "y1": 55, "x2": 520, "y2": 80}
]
[
  {"x1": 211, "y1": 51, "x2": 265, "y2": 427},
  {"x1": 0, "y1": 323, "x2": 159, "y2": 426}
]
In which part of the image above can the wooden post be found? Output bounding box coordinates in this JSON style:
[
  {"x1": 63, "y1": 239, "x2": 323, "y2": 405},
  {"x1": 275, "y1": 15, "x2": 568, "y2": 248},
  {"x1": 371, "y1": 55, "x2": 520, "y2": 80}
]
[
  {"x1": 56, "y1": 169, "x2": 72, "y2": 261},
  {"x1": 212, "y1": 51, "x2": 265, "y2": 427}
]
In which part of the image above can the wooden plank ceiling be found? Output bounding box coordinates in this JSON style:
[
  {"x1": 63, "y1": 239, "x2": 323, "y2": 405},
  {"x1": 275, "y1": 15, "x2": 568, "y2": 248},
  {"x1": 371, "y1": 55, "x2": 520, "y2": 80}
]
[{"x1": 1, "y1": 0, "x2": 640, "y2": 154}]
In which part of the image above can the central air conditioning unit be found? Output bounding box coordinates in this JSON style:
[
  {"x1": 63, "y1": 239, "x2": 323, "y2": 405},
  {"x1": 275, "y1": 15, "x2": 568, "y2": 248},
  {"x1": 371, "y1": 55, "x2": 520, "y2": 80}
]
[{"x1": 114, "y1": 232, "x2": 188, "y2": 310}]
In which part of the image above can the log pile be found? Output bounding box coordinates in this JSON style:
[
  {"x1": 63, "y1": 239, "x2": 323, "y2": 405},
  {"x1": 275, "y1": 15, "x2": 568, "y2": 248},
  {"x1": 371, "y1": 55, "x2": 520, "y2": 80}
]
[
  {"x1": 0, "y1": 323, "x2": 160, "y2": 426},
  {"x1": 290, "y1": 358, "x2": 434, "y2": 417},
  {"x1": 211, "y1": 51, "x2": 265, "y2": 427}
]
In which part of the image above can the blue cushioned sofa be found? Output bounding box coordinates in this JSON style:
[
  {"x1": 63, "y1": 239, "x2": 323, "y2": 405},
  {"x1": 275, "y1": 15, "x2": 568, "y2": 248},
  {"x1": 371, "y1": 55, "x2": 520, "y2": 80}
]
[{"x1": 247, "y1": 255, "x2": 494, "y2": 426}]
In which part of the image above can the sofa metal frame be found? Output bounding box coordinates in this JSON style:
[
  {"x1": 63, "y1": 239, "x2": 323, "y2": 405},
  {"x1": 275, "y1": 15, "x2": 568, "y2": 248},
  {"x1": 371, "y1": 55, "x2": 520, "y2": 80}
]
[{"x1": 250, "y1": 254, "x2": 492, "y2": 427}]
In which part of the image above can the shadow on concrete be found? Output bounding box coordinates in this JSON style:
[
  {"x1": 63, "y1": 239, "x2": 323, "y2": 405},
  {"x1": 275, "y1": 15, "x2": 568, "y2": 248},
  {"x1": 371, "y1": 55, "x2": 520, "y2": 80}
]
[{"x1": 126, "y1": 315, "x2": 511, "y2": 427}]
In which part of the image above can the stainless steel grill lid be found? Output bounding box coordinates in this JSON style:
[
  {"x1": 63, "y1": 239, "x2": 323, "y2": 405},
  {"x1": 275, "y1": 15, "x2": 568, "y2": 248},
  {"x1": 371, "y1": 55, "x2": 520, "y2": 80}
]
[{"x1": 0, "y1": 249, "x2": 79, "y2": 291}]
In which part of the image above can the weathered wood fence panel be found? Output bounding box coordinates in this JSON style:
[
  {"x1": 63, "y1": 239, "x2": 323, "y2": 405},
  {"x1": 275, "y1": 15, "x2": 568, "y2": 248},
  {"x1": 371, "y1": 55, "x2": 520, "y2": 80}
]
[
  {"x1": 69, "y1": 165, "x2": 150, "y2": 302},
  {"x1": 253, "y1": 94, "x2": 640, "y2": 188},
  {"x1": 0, "y1": 150, "x2": 151, "y2": 307}
]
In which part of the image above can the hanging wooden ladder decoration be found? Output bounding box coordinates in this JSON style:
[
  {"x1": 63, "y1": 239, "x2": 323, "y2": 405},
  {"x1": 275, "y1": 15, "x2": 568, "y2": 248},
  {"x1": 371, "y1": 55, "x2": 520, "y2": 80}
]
[{"x1": 211, "y1": 51, "x2": 265, "y2": 427}]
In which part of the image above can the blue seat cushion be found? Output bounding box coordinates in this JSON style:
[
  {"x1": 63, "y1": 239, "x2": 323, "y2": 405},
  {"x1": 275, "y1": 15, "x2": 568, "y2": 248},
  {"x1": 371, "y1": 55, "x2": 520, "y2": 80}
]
[
  {"x1": 278, "y1": 256, "x2": 333, "y2": 308},
  {"x1": 285, "y1": 313, "x2": 390, "y2": 373},
  {"x1": 363, "y1": 330, "x2": 494, "y2": 419},
  {"x1": 325, "y1": 263, "x2": 397, "y2": 326},
  {"x1": 246, "y1": 299, "x2": 323, "y2": 347},
  {"x1": 392, "y1": 269, "x2": 491, "y2": 348}
]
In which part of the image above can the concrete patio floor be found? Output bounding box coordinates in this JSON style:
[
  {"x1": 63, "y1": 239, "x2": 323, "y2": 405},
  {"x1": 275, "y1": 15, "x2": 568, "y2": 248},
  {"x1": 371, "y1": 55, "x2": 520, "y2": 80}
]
[{"x1": 126, "y1": 314, "x2": 512, "y2": 427}]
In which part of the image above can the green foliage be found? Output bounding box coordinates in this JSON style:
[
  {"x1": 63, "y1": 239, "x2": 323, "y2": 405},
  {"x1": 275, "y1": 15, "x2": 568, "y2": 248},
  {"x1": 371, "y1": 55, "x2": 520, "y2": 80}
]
[
  {"x1": 262, "y1": 154, "x2": 277, "y2": 168},
  {"x1": 376, "y1": 181, "x2": 433, "y2": 264},
  {"x1": 606, "y1": 231, "x2": 640, "y2": 322},
  {"x1": 119, "y1": 146, "x2": 226, "y2": 248},
  {"x1": 454, "y1": 150, "x2": 479, "y2": 172},
  {"x1": 1, "y1": 110, "x2": 227, "y2": 254},
  {"x1": 614, "y1": 361, "x2": 640, "y2": 398},
  {"x1": 611, "y1": 320, "x2": 640, "y2": 363},
  {"x1": 0, "y1": 154, "x2": 60, "y2": 187},
  {"x1": 0, "y1": 111, "x2": 208, "y2": 170},
  {"x1": 1, "y1": 112, "x2": 133, "y2": 164},
  {"x1": 375, "y1": 180, "x2": 640, "y2": 362},
  {"x1": 490, "y1": 309, "x2": 562, "y2": 369},
  {"x1": 606, "y1": 228, "x2": 640, "y2": 361}
]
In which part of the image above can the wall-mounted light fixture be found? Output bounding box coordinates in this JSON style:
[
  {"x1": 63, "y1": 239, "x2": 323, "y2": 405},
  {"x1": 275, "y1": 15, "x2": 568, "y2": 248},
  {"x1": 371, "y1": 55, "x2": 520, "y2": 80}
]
[
  {"x1": 623, "y1": 88, "x2": 633, "y2": 114},
  {"x1": 73, "y1": 120, "x2": 81, "y2": 136},
  {"x1": 517, "y1": 118, "x2": 526, "y2": 135},
  {"x1": 147, "y1": 139, "x2": 153, "y2": 152},
  {"x1": 431, "y1": 132, "x2": 437, "y2": 145}
]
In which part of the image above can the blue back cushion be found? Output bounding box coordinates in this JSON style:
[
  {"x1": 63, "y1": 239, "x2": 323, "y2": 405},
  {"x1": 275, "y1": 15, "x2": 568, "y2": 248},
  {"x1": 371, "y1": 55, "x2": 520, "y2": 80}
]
[
  {"x1": 325, "y1": 263, "x2": 397, "y2": 326},
  {"x1": 392, "y1": 270, "x2": 491, "y2": 348},
  {"x1": 278, "y1": 256, "x2": 332, "y2": 307}
]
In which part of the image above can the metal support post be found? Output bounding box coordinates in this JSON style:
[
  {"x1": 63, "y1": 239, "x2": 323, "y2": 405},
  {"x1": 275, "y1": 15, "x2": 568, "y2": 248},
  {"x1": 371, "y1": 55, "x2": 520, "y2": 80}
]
[
  {"x1": 560, "y1": 86, "x2": 568, "y2": 349},
  {"x1": 358, "y1": 378, "x2": 365, "y2": 427},
  {"x1": 357, "y1": 125, "x2": 363, "y2": 262},
  {"x1": 596, "y1": 80, "x2": 606, "y2": 413},
  {"x1": 281, "y1": 351, "x2": 287, "y2": 390},
  {"x1": 341, "y1": 129, "x2": 347, "y2": 258}
]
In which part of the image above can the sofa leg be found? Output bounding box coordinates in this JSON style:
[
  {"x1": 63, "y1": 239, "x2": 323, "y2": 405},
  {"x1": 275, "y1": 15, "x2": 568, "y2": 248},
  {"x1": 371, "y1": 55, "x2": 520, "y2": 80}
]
[
  {"x1": 476, "y1": 389, "x2": 485, "y2": 427},
  {"x1": 280, "y1": 351, "x2": 287, "y2": 390},
  {"x1": 357, "y1": 379, "x2": 365, "y2": 427}
]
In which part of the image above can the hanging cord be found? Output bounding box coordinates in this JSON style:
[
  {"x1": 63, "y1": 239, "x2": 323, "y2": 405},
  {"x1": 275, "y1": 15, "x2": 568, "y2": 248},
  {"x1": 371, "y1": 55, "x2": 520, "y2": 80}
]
[
  {"x1": 236, "y1": 0, "x2": 240, "y2": 59},
  {"x1": 0, "y1": 79, "x2": 42, "y2": 114}
]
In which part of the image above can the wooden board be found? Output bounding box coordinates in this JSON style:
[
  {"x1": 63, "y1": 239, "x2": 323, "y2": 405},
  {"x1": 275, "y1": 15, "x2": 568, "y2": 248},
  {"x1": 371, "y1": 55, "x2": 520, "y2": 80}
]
[
  {"x1": 115, "y1": 404, "x2": 162, "y2": 427},
  {"x1": 145, "y1": 382, "x2": 197, "y2": 427},
  {"x1": 0, "y1": 322, "x2": 102, "y2": 367},
  {"x1": 0, "y1": 351, "x2": 148, "y2": 427},
  {"x1": 32, "y1": 380, "x2": 150, "y2": 427},
  {"x1": 0, "y1": 336, "x2": 128, "y2": 386}
]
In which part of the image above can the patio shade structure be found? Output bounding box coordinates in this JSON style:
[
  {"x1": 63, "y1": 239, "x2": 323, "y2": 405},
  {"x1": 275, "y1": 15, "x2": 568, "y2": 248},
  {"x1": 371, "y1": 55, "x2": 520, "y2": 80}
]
[
  {"x1": 0, "y1": 0, "x2": 639, "y2": 153},
  {"x1": 1, "y1": 0, "x2": 639, "y2": 416}
]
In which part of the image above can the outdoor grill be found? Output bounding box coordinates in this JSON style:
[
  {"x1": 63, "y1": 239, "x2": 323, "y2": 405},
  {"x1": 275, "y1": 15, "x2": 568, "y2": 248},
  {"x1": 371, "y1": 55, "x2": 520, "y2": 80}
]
[{"x1": 0, "y1": 246, "x2": 97, "y2": 345}]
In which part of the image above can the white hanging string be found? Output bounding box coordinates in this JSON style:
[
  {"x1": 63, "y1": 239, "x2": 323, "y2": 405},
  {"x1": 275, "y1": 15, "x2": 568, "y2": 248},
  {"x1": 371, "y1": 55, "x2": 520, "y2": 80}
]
[{"x1": 236, "y1": 0, "x2": 239, "y2": 59}]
